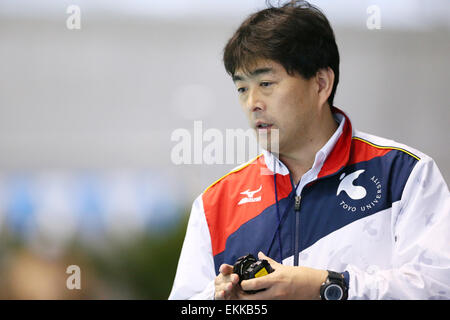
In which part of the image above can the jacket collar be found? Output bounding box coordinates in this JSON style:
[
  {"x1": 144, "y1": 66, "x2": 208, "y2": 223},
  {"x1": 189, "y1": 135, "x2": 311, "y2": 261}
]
[{"x1": 262, "y1": 106, "x2": 353, "y2": 180}]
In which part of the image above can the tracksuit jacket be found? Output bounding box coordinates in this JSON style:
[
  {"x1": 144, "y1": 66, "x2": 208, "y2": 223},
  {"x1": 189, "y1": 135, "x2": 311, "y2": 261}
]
[{"x1": 169, "y1": 107, "x2": 450, "y2": 300}]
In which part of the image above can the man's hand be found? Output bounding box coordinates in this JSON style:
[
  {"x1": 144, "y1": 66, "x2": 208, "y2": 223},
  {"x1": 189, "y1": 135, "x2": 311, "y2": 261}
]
[
  {"x1": 239, "y1": 252, "x2": 328, "y2": 300},
  {"x1": 214, "y1": 263, "x2": 241, "y2": 300}
]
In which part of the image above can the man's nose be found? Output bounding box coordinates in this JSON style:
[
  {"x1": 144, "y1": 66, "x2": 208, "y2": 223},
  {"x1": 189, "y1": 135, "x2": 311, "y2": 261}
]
[{"x1": 246, "y1": 88, "x2": 265, "y2": 113}]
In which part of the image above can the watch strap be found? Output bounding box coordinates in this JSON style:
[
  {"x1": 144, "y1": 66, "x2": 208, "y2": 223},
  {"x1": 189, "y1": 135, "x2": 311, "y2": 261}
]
[{"x1": 320, "y1": 270, "x2": 348, "y2": 300}]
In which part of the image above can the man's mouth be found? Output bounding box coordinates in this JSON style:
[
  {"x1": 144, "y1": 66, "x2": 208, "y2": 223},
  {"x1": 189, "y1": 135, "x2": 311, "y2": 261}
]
[{"x1": 255, "y1": 122, "x2": 274, "y2": 130}]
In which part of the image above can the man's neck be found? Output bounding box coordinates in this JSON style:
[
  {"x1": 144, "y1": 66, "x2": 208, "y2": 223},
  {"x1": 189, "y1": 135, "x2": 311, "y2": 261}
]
[{"x1": 279, "y1": 107, "x2": 338, "y2": 185}]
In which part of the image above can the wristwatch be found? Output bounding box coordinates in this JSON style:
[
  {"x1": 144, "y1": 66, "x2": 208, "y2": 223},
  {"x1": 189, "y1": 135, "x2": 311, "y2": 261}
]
[{"x1": 319, "y1": 271, "x2": 348, "y2": 300}]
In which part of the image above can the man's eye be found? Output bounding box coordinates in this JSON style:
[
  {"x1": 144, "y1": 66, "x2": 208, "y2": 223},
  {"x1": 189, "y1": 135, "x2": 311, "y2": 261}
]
[
  {"x1": 237, "y1": 87, "x2": 247, "y2": 94},
  {"x1": 260, "y1": 82, "x2": 272, "y2": 87}
]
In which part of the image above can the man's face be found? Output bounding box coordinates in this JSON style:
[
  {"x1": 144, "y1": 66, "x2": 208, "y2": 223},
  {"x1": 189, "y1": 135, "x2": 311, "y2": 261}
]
[{"x1": 233, "y1": 59, "x2": 320, "y2": 156}]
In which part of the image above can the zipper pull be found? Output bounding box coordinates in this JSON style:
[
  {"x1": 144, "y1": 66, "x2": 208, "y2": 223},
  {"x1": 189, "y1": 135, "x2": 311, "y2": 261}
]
[{"x1": 294, "y1": 195, "x2": 301, "y2": 211}]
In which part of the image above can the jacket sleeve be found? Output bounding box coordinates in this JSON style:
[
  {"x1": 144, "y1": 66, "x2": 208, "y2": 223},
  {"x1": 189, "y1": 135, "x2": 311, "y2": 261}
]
[
  {"x1": 168, "y1": 194, "x2": 216, "y2": 300},
  {"x1": 346, "y1": 156, "x2": 450, "y2": 299}
]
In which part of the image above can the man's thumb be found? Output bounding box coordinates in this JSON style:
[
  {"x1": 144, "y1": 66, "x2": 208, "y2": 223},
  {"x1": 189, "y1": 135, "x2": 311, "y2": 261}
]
[{"x1": 258, "y1": 251, "x2": 279, "y2": 269}]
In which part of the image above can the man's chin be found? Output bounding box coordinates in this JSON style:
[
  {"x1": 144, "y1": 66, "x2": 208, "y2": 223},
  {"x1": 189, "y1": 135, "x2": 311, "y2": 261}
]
[{"x1": 257, "y1": 139, "x2": 280, "y2": 154}]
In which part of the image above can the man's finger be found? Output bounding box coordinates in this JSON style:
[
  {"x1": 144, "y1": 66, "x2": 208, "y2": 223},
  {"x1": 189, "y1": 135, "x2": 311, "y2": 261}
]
[
  {"x1": 219, "y1": 263, "x2": 234, "y2": 274},
  {"x1": 230, "y1": 273, "x2": 239, "y2": 284},
  {"x1": 240, "y1": 275, "x2": 273, "y2": 292},
  {"x1": 215, "y1": 290, "x2": 225, "y2": 300},
  {"x1": 258, "y1": 251, "x2": 280, "y2": 269}
]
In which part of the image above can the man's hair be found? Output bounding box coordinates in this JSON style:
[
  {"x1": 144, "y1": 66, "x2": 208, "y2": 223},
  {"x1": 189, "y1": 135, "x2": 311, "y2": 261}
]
[{"x1": 223, "y1": 0, "x2": 340, "y2": 106}]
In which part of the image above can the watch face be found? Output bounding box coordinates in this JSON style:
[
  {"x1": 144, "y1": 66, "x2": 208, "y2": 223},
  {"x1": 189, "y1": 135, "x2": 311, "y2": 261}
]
[{"x1": 324, "y1": 284, "x2": 344, "y2": 300}]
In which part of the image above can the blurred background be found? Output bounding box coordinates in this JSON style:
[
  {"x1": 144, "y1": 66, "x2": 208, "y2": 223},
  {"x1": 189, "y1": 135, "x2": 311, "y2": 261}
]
[{"x1": 0, "y1": 0, "x2": 448, "y2": 299}]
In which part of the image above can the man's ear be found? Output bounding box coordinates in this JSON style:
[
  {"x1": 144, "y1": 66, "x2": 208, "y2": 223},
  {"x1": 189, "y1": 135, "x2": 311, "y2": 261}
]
[{"x1": 316, "y1": 67, "x2": 334, "y2": 107}]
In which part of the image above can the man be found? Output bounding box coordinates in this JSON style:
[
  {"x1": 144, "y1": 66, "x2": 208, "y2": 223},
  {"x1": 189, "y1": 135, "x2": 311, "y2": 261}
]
[{"x1": 169, "y1": 1, "x2": 450, "y2": 300}]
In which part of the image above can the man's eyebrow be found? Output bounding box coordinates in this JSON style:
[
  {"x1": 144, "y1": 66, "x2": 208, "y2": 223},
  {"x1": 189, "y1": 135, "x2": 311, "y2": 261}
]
[{"x1": 232, "y1": 67, "x2": 274, "y2": 82}]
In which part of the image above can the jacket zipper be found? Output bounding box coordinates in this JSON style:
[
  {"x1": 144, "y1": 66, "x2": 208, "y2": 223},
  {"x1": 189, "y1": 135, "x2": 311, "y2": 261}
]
[
  {"x1": 288, "y1": 165, "x2": 345, "y2": 267},
  {"x1": 294, "y1": 195, "x2": 301, "y2": 266}
]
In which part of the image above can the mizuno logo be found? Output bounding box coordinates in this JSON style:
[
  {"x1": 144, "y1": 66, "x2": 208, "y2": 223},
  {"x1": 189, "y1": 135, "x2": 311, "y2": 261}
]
[
  {"x1": 238, "y1": 185, "x2": 262, "y2": 205},
  {"x1": 337, "y1": 170, "x2": 367, "y2": 200}
]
